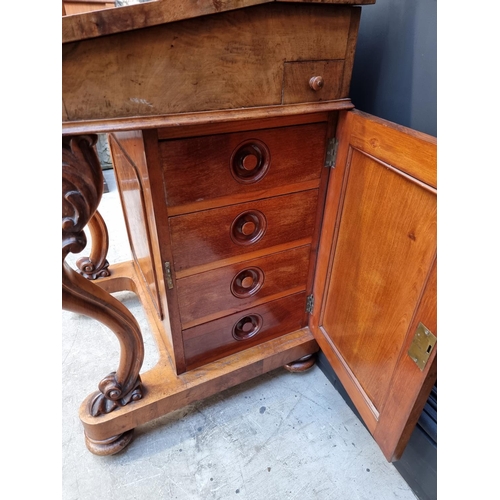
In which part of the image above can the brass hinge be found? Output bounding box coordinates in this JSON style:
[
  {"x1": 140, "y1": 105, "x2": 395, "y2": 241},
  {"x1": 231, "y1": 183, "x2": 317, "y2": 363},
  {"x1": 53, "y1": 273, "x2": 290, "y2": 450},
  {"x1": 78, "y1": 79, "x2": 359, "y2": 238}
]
[
  {"x1": 408, "y1": 322, "x2": 437, "y2": 371},
  {"x1": 164, "y1": 261, "x2": 174, "y2": 290},
  {"x1": 324, "y1": 138, "x2": 339, "y2": 168},
  {"x1": 306, "y1": 294, "x2": 314, "y2": 314}
]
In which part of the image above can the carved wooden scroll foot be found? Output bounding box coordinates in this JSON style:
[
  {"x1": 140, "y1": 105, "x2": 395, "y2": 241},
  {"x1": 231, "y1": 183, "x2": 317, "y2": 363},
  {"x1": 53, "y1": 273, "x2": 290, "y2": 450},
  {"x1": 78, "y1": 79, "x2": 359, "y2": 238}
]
[
  {"x1": 63, "y1": 135, "x2": 144, "y2": 420},
  {"x1": 84, "y1": 429, "x2": 135, "y2": 456},
  {"x1": 284, "y1": 353, "x2": 316, "y2": 373},
  {"x1": 77, "y1": 210, "x2": 111, "y2": 280}
]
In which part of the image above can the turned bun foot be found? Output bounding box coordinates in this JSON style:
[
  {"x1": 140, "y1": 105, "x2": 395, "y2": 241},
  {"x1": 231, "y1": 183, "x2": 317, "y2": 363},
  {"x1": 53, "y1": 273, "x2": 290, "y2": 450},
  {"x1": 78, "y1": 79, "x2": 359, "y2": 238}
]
[
  {"x1": 284, "y1": 353, "x2": 316, "y2": 373},
  {"x1": 84, "y1": 429, "x2": 135, "y2": 456}
]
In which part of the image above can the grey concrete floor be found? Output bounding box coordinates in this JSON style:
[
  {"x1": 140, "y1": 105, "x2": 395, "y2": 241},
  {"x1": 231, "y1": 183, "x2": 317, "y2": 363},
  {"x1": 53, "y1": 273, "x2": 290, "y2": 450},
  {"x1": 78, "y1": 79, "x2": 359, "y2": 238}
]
[{"x1": 62, "y1": 169, "x2": 417, "y2": 500}]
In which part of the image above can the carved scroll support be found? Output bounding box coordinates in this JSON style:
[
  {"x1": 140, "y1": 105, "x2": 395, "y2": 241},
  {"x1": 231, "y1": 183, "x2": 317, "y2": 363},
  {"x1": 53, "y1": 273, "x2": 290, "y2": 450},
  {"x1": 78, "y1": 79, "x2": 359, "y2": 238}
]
[
  {"x1": 76, "y1": 210, "x2": 111, "y2": 280},
  {"x1": 284, "y1": 353, "x2": 316, "y2": 373},
  {"x1": 63, "y1": 135, "x2": 144, "y2": 454}
]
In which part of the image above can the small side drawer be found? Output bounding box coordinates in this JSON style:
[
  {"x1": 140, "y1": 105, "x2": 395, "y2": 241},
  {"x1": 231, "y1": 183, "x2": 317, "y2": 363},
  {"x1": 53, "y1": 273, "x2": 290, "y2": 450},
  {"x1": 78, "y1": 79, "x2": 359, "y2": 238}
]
[
  {"x1": 282, "y1": 60, "x2": 345, "y2": 105},
  {"x1": 182, "y1": 292, "x2": 307, "y2": 370},
  {"x1": 169, "y1": 189, "x2": 319, "y2": 272},
  {"x1": 177, "y1": 245, "x2": 311, "y2": 326},
  {"x1": 159, "y1": 123, "x2": 327, "y2": 209}
]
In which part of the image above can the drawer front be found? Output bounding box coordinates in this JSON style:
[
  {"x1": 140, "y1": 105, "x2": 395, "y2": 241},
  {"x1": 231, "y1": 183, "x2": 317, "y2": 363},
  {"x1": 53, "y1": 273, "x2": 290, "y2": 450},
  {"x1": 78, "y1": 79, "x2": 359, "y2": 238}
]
[
  {"x1": 169, "y1": 189, "x2": 319, "y2": 272},
  {"x1": 177, "y1": 245, "x2": 311, "y2": 326},
  {"x1": 160, "y1": 123, "x2": 327, "y2": 208},
  {"x1": 182, "y1": 292, "x2": 307, "y2": 370},
  {"x1": 282, "y1": 60, "x2": 345, "y2": 105}
]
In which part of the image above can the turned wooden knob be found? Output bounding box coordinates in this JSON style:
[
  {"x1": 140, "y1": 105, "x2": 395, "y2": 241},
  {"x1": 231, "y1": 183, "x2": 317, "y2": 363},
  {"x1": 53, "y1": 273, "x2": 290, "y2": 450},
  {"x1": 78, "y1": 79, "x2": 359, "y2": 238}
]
[
  {"x1": 230, "y1": 210, "x2": 267, "y2": 246},
  {"x1": 241, "y1": 321, "x2": 254, "y2": 333},
  {"x1": 241, "y1": 221, "x2": 256, "y2": 236},
  {"x1": 242, "y1": 154, "x2": 259, "y2": 171},
  {"x1": 230, "y1": 267, "x2": 264, "y2": 298},
  {"x1": 230, "y1": 140, "x2": 270, "y2": 183},
  {"x1": 309, "y1": 76, "x2": 324, "y2": 91},
  {"x1": 241, "y1": 276, "x2": 254, "y2": 288},
  {"x1": 232, "y1": 314, "x2": 263, "y2": 340}
]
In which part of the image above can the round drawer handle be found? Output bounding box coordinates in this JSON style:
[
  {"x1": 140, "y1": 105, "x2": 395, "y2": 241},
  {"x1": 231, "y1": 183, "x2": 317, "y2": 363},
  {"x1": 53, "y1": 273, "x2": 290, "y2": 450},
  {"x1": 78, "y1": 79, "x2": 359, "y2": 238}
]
[
  {"x1": 230, "y1": 210, "x2": 267, "y2": 246},
  {"x1": 309, "y1": 76, "x2": 324, "y2": 91},
  {"x1": 230, "y1": 267, "x2": 264, "y2": 298},
  {"x1": 232, "y1": 314, "x2": 263, "y2": 341},
  {"x1": 230, "y1": 139, "x2": 270, "y2": 184}
]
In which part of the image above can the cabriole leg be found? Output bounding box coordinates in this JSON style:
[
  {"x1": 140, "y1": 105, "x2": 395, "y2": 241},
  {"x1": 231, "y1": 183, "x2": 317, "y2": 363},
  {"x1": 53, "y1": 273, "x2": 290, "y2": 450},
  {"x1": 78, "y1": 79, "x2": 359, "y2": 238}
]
[{"x1": 63, "y1": 135, "x2": 144, "y2": 455}]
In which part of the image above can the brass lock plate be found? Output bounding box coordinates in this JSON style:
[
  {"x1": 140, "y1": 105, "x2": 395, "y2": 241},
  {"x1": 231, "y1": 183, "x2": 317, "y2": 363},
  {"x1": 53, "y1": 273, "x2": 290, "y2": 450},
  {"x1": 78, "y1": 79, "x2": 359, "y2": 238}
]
[{"x1": 408, "y1": 322, "x2": 437, "y2": 371}]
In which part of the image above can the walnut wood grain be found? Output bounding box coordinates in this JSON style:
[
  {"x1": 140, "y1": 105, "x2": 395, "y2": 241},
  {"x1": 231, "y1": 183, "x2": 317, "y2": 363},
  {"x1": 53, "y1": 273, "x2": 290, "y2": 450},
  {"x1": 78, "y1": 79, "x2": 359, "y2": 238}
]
[
  {"x1": 62, "y1": 0, "x2": 375, "y2": 43},
  {"x1": 76, "y1": 210, "x2": 110, "y2": 280},
  {"x1": 182, "y1": 292, "x2": 307, "y2": 370},
  {"x1": 62, "y1": 135, "x2": 144, "y2": 418},
  {"x1": 62, "y1": 99, "x2": 354, "y2": 135},
  {"x1": 168, "y1": 190, "x2": 319, "y2": 272},
  {"x1": 60, "y1": 0, "x2": 416, "y2": 463},
  {"x1": 340, "y1": 6, "x2": 361, "y2": 96},
  {"x1": 176, "y1": 245, "x2": 311, "y2": 326},
  {"x1": 62, "y1": 4, "x2": 354, "y2": 121},
  {"x1": 160, "y1": 123, "x2": 327, "y2": 209},
  {"x1": 283, "y1": 60, "x2": 345, "y2": 104}
]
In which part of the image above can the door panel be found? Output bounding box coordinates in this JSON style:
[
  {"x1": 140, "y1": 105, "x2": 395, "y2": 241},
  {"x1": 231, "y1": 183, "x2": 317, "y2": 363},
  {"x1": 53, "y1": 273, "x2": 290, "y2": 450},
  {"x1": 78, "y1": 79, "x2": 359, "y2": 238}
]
[{"x1": 311, "y1": 110, "x2": 437, "y2": 461}]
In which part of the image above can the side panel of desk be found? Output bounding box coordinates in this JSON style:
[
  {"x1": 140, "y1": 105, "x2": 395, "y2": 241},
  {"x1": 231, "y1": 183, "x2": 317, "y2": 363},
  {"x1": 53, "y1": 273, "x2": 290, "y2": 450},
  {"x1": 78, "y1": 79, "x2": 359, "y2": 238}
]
[{"x1": 62, "y1": 3, "x2": 359, "y2": 122}]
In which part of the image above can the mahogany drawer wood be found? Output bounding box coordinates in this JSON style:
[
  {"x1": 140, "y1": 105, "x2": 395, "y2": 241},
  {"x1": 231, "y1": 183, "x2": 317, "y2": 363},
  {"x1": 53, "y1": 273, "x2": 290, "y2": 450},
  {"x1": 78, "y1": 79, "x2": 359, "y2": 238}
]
[
  {"x1": 182, "y1": 292, "x2": 307, "y2": 370},
  {"x1": 168, "y1": 189, "x2": 319, "y2": 272},
  {"x1": 159, "y1": 123, "x2": 327, "y2": 209},
  {"x1": 176, "y1": 245, "x2": 311, "y2": 327}
]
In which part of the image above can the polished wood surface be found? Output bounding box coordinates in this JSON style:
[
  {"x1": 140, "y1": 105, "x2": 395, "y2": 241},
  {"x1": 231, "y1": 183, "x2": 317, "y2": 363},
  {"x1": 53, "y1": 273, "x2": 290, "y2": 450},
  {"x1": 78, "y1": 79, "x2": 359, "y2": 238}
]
[
  {"x1": 183, "y1": 292, "x2": 308, "y2": 370},
  {"x1": 374, "y1": 260, "x2": 437, "y2": 461},
  {"x1": 62, "y1": 0, "x2": 375, "y2": 43},
  {"x1": 107, "y1": 132, "x2": 164, "y2": 320},
  {"x1": 138, "y1": 115, "x2": 329, "y2": 376},
  {"x1": 76, "y1": 210, "x2": 110, "y2": 280},
  {"x1": 156, "y1": 112, "x2": 330, "y2": 140},
  {"x1": 169, "y1": 190, "x2": 319, "y2": 272},
  {"x1": 160, "y1": 122, "x2": 327, "y2": 210},
  {"x1": 62, "y1": 99, "x2": 354, "y2": 135},
  {"x1": 311, "y1": 110, "x2": 437, "y2": 461},
  {"x1": 62, "y1": 136, "x2": 144, "y2": 420},
  {"x1": 81, "y1": 259, "x2": 318, "y2": 452},
  {"x1": 348, "y1": 110, "x2": 437, "y2": 188},
  {"x1": 62, "y1": 0, "x2": 436, "y2": 463},
  {"x1": 63, "y1": 4, "x2": 358, "y2": 121},
  {"x1": 177, "y1": 245, "x2": 310, "y2": 326},
  {"x1": 283, "y1": 60, "x2": 345, "y2": 104}
]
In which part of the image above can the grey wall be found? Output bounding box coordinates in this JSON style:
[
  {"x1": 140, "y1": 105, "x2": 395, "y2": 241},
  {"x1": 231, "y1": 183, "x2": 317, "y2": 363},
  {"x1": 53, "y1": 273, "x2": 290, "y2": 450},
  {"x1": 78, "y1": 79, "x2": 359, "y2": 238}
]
[{"x1": 350, "y1": 0, "x2": 437, "y2": 137}]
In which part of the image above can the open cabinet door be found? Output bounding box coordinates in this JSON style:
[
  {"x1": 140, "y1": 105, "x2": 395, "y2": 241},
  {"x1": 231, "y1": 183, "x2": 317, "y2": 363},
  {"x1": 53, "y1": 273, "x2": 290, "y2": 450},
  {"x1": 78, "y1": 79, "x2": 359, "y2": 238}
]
[{"x1": 310, "y1": 110, "x2": 437, "y2": 462}]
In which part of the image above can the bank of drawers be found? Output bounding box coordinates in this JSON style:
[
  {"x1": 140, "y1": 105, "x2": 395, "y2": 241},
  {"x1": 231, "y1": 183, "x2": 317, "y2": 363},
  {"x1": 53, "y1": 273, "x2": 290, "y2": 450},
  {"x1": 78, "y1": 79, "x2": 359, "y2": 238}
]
[{"x1": 160, "y1": 122, "x2": 327, "y2": 369}]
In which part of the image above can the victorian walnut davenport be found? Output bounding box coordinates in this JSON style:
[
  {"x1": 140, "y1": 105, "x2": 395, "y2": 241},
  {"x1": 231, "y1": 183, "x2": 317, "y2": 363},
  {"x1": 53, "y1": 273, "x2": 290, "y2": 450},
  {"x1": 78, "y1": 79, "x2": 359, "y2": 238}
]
[{"x1": 62, "y1": 0, "x2": 437, "y2": 462}]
